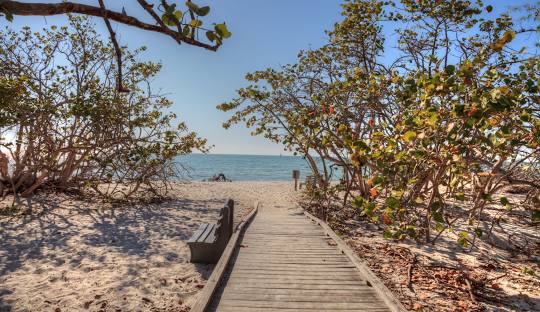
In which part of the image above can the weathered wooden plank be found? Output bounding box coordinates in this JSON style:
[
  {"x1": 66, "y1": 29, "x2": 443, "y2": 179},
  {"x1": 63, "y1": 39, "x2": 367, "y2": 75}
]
[
  {"x1": 227, "y1": 273, "x2": 362, "y2": 281},
  {"x1": 244, "y1": 235, "x2": 326, "y2": 237},
  {"x1": 235, "y1": 254, "x2": 350, "y2": 260},
  {"x1": 218, "y1": 293, "x2": 384, "y2": 303},
  {"x1": 230, "y1": 262, "x2": 357, "y2": 268},
  {"x1": 221, "y1": 288, "x2": 376, "y2": 296},
  {"x1": 240, "y1": 240, "x2": 334, "y2": 243},
  {"x1": 235, "y1": 258, "x2": 350, "y2": 264},
  {"x1": 225, "y1": 278, "x2": 366, "y2": 286},
  {"x1": 238, "y1": 250, "x2": 342, "y2": 255},
  {"x1": 231, "y1": 267, "x2": 359, "y2": 273},
  {"x1": 240, "y1": 239, "x2": 332, "y2": 243},
  {"x1": 238, "y1": 244, "x2": 335, "y2": 248},
  {"x1": 234, "y1": 259, "x2": 351, "y2": 265},
  {"x1": 217, "y1": 300, "x2": 387, "y2": 310},
  {"x1": 186, "y1": 223, "x2": 209, "y2": 243},
  {"x1": 236, "y1": 246, "x2": 338, "y2": 250},
  {"x1": 246, "y1": 229, "x2": 325, "y2": 232},
  {"x1": 235, "y1": 250, "x2": 335, "y2": 255},
  {"x1": 223, "y1": 283, "x2": 369, "y2": 290},
  {"x1": 239, "y1": 241, "x2": 334, "y2": 245},
  {"x1": 215, "y1": 307, "x2": 390, "y2": 312},
  {"x1": 247, "y1": 227, "x2": 320, "y2": 229},
  {"x1": 231, "y1": 269, "x2": 360, "y2": 275}
]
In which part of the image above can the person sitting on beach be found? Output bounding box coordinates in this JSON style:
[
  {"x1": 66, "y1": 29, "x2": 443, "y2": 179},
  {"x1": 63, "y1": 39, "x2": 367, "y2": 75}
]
[{"x1": 211, "y1": 173, "x2": 231, "y2": 182}]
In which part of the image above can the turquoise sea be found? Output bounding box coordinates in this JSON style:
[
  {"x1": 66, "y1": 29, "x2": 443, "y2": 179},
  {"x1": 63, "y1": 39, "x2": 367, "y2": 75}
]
[{"x1": 177, "y1": 154, "x2": 328, "y2": 181}]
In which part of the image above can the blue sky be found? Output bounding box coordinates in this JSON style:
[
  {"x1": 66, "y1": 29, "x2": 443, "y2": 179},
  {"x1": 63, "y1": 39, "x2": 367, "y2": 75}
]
[
  {"x1": 6, "y1": 0, "x2": 344, "y2": 155},
  {"x1": 4, "y1": 0, "x2": 537, "y2": 155}
]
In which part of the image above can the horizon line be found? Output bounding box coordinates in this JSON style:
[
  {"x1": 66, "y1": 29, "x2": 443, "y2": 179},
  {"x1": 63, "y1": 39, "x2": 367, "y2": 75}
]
[{"x1": 189, "y1": 152, "x2": 305, "y2": 157}]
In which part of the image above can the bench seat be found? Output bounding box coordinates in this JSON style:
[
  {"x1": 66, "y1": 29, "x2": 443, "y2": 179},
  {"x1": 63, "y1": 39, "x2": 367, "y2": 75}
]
[{"x1": 188, "y1": 223, "x2": 217, "y2": 244}]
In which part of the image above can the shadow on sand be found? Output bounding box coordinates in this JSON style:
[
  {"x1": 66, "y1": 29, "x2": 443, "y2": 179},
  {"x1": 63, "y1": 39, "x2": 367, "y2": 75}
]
[{"x1": 0, "y1": 195, "x2": 226, "y2": 311}]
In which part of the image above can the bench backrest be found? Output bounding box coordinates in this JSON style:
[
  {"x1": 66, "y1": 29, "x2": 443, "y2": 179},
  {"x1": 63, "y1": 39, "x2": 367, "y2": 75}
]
[{"x1": 215, "y1": 199, "x2": 234, "y2": 245}]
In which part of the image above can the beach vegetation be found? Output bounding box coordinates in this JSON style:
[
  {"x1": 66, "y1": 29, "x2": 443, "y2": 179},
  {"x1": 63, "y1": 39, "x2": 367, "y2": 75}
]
[
  {"x1": 219, "y1": 0, "x2": 540, "y2": 244},
  {"x1": 0, "y1": 16, "x2": 207, "y2": 203}
]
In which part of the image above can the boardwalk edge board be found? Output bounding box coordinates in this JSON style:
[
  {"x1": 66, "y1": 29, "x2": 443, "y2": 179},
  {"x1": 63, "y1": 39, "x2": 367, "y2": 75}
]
[
  {"x1": 303, "y1": 210, "x2": 407, "y2": 312},
  {"x1": 191, "y1": 201, "x2": 260, "y2": 312}
]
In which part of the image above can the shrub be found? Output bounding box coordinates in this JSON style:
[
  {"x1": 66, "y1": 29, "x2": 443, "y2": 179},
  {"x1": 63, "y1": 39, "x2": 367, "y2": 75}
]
[{"x1": 0, "y1": 16, "x2": 206, "y2": 201}]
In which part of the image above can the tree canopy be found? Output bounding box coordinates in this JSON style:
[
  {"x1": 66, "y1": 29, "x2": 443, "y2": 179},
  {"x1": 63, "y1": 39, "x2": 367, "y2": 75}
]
[
  {"x1": 0, "y1": 16, "x2": 207, "y2": 201},
  {"x1": 219, "y1": 0, "x2": 540, "y2": 244}
]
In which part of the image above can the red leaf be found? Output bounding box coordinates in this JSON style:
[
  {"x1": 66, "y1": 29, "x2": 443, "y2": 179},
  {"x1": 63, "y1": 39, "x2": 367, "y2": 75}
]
[{"x1": 369, "y1": 187, "x2": 379, "y2": 199}]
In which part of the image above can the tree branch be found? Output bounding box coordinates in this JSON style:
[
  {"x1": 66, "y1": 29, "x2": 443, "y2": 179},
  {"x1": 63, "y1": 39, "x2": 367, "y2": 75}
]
[
  {"x1": 1, "y1": 1, "x2": 218, "y2": 51},
  {"x1": 97, "y1": 0, "x2": 128, "y2": 92}
]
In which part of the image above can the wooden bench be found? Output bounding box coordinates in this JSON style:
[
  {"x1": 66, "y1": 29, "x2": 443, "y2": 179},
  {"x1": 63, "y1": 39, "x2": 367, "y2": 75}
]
[{"x1": 187, "y1": 199, "x2": 234, "y2": 263}]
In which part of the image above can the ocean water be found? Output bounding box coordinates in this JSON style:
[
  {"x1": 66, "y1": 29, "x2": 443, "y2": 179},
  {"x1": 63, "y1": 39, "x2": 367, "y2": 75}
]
[{"x1": 176, "y1": 154, "x2": 325, "y2": 181}]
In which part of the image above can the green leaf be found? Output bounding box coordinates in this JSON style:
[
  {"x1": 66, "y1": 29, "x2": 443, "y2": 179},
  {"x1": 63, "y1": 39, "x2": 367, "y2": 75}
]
[
  {"x1": 206, "y1": 31, "x2": 216, "y2": 42},
  {"x1": 427, "y1": 112, "x2": 438, "y2": 127},
  {"x1": 383, "y1": 229, "x2": 394, "y2": 240},
  {"x1": 174, "y1": 10, "x2": 183, "y2": 20},
  {"x1": 196, "y1": 6, "x2": 210, "y2": 16},
  {"x1": 455, "y1": 192, "x2": 466, "y2": 201},
  {"x1": 473, "y1": 228, "x2": 483, "y2": 237},
  {"x1": 403, "y1": 130, "x2": 417, "y2": 142},
  {"x1": 445, "y1": 65, "x2": 456, "y2": 75},
  {"x1": 520, "y1": 111, "x2": 531, "y2": 122},
  {"x1": 353, "y1": 140, "x2": 370, "y2": 151},
  {"x1": 532, "y1": 210, "x2": 540, "y2": 221},
  {"x1": 185, "y1": 1, "x2": 200, "y2": 12},
  {"x1": 162, "y1": 13, "x2": 178, "y2": 27},
  {"x1": 215, "y1": 23, "x2": 232, "y2": 38},
  {"x1": 190, "y1": 19, "x2": 202, "y2": 27},
  {"x1": 432, "y1": 211, "x2": 444, "y2": 223},
  {"x1": 5, "y1": 11, "x2": 13, "y2": 22},
  {"x1": 385, "y1": 196, "x2": 400, "y2": 210},
  {"x1": 352, "y1": 196, "x2": 367, "y2": 209},
  {"x1": 183, "y1": 25, "x2": 191, "y2": 36},
  {"x1": 372, "y1": 175, "x2": 384, "y2": 186},
  {"x1": 486, "y1": 5, "x2": 493, "y2": 13},
  {"x1": 521, "y1": 267, "x2": 536, "y2": 276},
  {"x1": 457, "y1": 231, "x2": 469, "y2": 247},
  {"x1": 500, "y1": 196, "x2": 510, "y2": 206}
]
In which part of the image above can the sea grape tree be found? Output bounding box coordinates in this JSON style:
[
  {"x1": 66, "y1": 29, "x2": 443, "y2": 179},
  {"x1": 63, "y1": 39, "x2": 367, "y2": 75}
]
[
  {"x1": 0, "y1": 16, "x2": 207, "y2": 201},
  {"x1": 219, "y1": 0, "x2": 539, "y2": 244}
]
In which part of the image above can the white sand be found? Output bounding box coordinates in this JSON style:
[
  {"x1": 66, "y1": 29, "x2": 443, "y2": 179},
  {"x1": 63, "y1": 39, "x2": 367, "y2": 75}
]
[{"x1": 0, "y1": 181, "x2": 298, "y2": 312}]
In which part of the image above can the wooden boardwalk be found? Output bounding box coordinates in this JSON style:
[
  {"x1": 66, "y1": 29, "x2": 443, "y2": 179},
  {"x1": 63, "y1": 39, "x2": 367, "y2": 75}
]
[{"x1": 207, "y1": 204, "x2": 398, "y2": 312}]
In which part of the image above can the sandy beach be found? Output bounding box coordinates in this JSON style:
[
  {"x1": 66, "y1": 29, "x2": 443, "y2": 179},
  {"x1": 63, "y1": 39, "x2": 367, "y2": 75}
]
[{"x1": 0, "y1": 181, "x2": 298, "y2": 312}]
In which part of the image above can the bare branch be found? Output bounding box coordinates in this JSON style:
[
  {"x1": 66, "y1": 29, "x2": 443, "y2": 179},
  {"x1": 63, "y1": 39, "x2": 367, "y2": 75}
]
[{"x1": 97, "y1": 0, "x2": 128, "y2": 93}]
